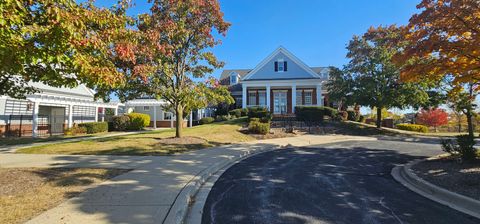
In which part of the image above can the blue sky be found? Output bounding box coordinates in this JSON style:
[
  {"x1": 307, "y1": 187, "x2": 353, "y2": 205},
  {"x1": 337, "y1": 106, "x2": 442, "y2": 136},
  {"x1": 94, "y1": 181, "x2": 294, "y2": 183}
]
[
  {"x1": 103, "y1": 0, "x2": 420, "y2": 77},
  {"x1": 100, "y1": 0, "x2": 421, "y2": 113}
]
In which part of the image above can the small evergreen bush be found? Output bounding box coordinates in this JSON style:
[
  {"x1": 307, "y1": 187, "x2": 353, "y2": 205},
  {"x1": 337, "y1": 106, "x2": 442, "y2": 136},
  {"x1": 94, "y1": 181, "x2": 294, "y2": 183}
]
[
  {"x1": 111, "y1": 115, "x2": 130, "y2": 131},
  {"x1": 228, "y1": 109, "x2": 242, "y2": 118},
  {"x1": 127, "y1": 113, "x2": 150, "y2": 130},
  {"x1": 64, "y1": 125, "x2": 87, "y2": 136},
  {"x1": 441, "y1": 135, "x2": 477, "y2": 162},
  {"x1": 215, "y1": 115, "x2": 231, "y2": 122},
  {"x1": 78, "y1": 122, "x2": 108, "y2": 134},
  {"x1": 199, "y1": 117, "x2": 215, "y2": 125},
  {"x1": 248, "y1": 120, "x2": 270, "y2": 134},
  {"x1": 247, "y1": 107, "x2": 272, "y2": 122},
  {"x1": 396, "y1": 123, "x2": 428, "y2": 133}
]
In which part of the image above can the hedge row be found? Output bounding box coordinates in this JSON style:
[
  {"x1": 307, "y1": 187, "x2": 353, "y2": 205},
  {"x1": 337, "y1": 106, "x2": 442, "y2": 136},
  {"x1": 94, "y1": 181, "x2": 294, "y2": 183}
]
[
  {"x1": 294, "y1": 106, "x2": 338, "y2": 123},
  {"x1": 199, "y1": 117, "x2": 215, "y2": 125},
  {"x1": 396, "y1": 123, "x2": 428, "y2": 133},
  {"x1": 78, "y1": 122, "x2": 108, "y2": 134}
]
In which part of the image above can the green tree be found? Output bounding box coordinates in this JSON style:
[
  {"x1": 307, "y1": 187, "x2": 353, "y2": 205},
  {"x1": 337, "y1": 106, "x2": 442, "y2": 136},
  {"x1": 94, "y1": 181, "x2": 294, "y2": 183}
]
[
  {"x1": 0, "y1": 0, "x2": 134, "y2": 99},
  {"x1": 344, "y1": 25, "x2": 430, "y2": 128},
  {"x1": 325, "y1": 66, "x2": 355, "y2": 111},
  {"x1": 122, "y1": 0, "x2": 233, "y2": 138}
]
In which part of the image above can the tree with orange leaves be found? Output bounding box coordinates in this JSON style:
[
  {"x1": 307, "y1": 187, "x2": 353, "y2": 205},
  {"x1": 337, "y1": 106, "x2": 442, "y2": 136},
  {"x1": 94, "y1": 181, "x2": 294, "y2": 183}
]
[
  {"x1": 394, "y1": 0, "x2": 480, "y2": 137},
  {"x1": 0, "y1": 0, "x2": 135, "y2": 99},
  {"x1": 124, "y1": 0, "x2": 233, "y2": 138}
]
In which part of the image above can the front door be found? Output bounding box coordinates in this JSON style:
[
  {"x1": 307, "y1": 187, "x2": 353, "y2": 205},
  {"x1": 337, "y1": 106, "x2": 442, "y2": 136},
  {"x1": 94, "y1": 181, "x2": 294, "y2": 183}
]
[
  {"x1": 273, "y1": 91, "x2": 287, "y2": 114},
  {"x1": 50, "y1": 107, "x2": 65, "y2": 134}
]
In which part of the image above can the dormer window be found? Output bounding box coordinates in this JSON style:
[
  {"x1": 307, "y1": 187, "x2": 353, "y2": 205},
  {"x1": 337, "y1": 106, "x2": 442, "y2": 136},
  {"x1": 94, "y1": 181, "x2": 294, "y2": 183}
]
[
  {"x1": 274, "y1": 59, "x2": 287, "y2": 72},
  {"x1": 230, "y1": 72, "x2": 238, "y2": 84}
]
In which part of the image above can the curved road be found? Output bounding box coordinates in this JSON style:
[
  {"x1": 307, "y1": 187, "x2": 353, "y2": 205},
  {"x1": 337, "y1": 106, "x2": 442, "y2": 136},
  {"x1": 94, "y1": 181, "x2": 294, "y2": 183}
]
[{"x1": 202, "y1": 139, "x2": 479, "y2": 224}]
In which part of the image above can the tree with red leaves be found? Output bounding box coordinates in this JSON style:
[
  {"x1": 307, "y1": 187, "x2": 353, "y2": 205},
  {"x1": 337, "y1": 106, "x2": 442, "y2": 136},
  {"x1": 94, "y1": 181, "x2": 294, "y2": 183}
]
[{"x1": 416, "y1": 108, "x2": 449, "y2": 132}]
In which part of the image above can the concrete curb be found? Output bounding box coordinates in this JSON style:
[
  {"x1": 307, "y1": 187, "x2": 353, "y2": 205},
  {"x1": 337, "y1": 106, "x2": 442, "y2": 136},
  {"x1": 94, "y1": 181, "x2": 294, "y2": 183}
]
[
  {"x1": 391, "y1": 159, "x2": 480, "y2": 219},
  {"x1": 162, "y1": 144, "x2": 282, "y2": 224}
]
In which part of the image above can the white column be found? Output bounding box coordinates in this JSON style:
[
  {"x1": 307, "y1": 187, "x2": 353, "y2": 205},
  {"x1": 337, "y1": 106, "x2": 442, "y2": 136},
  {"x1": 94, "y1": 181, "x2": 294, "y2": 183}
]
[
  {"x1": 291, "y1": 84, "x2": 296, "y2": 113},
  {"x1": 32, "y1": 102, "x2": 39, "y2": 138},
  {"x1": 316, "y1": 84, "x2": 322, "y2": 106},
  {"x1": 114, "y1": 107, "x2": 118, "y2": 115},
  {"x1": 95, "y1": 106, "x2": 99, "y2": 122},
  {"x1": 189, "y1": 111, "x2": 193, "y2": 127},
  {"x1": 242, "y1": 84, "x2": 247, "y2": 108},
  {"x1": 68, "y1": 104, "x2": 73, "y2": 128},
  {"x1": 101, "y1": 107, "x2": 105, "y2": 122},
  {"x1": 153, "y1": 106, "x2": 157, "y2": 129},
  {"x1": 266, "y1": 85, "x2": 271, "y2": 110},
  {"x1": 170, "y1": 113, "x2": 174, "y2": 128}
]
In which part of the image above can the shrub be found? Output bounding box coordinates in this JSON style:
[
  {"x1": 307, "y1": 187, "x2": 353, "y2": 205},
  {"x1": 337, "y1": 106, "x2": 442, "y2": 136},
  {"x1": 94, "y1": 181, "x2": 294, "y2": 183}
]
[
  {"x1": 215, "y1": 115, "x2": 231, "y2": 122},
  {"x1": 111, "y1": 115, "x2": 130, "y2": 131},
  {"x1": 441, "y1": 135, "x2": 477, "y2": 161},
  {"x1": 228, "y1": 109, "x2": 242, "y2": 118},
  {"x1": 240, "y1": 108, "x2": 249, "y2": 116},
  {"x1": 336, "y1": 111, "x2": 348, "y2": 121},
  {"x1": 64, "y1": 125, "x2": 87, "y2": 136},
  {"x1": 78, "y1": 122, "x2": 108, "y2": 134},
  {"x1": 248, "y1": 120, "x2": 270, "y2": 134},
  {"x1": 322, "y1": 107, "x2": 338, "y2": 118},
  {"x1": 396, "y1": 123, "x2": 428, "y2": 133},
  {"x1": 295, "y1": 106, "x2": 325, "y2": 124},
  {"x1": 347, "y1": 111, "x2": 359, "y2": 121},
  {"x1": 247, "y1": 107, "x2": 272, "y2": 122},
  {"x1": 358, "y1": 115, "x2": 366, "y2": 123},
  {"x1": 199, "y1": 117, "x2": 215, "y2": 125},
  {"x1": 127, "y1": 113, "x2": 150, "y2": 130}
]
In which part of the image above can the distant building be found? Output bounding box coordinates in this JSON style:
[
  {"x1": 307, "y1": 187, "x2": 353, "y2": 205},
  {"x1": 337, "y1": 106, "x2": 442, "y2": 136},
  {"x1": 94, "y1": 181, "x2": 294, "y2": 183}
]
[{"x1": 219, "y1": 46, "x2": 330, "y2": 114}]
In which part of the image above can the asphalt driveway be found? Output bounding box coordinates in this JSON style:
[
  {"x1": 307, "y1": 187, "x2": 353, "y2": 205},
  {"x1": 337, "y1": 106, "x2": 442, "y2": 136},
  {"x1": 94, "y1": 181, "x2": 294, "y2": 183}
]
[{"x1": 202, "y1": 139, "x2": 479, "y2": 224}]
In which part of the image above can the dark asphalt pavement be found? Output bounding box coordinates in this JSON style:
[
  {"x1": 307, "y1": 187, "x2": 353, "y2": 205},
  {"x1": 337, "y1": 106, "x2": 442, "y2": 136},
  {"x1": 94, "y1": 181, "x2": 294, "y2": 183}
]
[{"x1": 202, "y1": 139, "x2": 480, "y2": 224}]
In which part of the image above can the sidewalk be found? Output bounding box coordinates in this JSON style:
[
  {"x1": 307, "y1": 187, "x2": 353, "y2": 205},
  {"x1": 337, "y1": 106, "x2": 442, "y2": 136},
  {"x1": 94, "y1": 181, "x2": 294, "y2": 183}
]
[{"x1": 4, "y1": 135, "x2": 375, "y2": 224}]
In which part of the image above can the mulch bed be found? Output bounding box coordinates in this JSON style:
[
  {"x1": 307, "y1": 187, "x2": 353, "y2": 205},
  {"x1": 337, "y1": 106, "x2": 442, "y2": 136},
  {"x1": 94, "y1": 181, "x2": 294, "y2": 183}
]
[{"x1": 412, "y1": 157, "x2": 480, "y2": 200}]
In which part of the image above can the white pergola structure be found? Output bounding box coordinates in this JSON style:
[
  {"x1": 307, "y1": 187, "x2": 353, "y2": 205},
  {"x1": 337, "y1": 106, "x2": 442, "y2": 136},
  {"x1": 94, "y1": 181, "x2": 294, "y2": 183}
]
[
  {"x1": 124, "y1": 99, "x2": 193, "y2": 129},
  {"x1": 27, "y1": 94, "x2": 121, "y2": 137}
]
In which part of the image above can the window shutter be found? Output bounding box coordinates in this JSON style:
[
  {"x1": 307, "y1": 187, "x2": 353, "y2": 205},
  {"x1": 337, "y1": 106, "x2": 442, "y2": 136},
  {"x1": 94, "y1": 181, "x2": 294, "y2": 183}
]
[
  {"x1": 284, "y1": 61, "x2": 287, "y2": 71},
  {"x1": 274, "y1": 61, "x2": 278, "y2": 72}
]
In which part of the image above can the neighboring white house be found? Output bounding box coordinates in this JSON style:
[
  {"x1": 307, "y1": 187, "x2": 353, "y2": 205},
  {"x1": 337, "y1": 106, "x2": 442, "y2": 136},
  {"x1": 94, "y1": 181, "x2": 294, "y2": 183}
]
[
  {"x1": 0, "y1": 82, "x2": 121, "y2": 137},
  {"x1": 124, "y1": 98, "x2": 210, "y2": 128},
  {"x1": 220, "y1": 46, "x2": 330, "y2": 114}
]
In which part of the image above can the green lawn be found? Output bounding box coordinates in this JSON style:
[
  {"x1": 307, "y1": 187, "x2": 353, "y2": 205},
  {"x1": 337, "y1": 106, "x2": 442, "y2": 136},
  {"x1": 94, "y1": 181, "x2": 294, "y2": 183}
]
[
  {"x1": 0, "y1": 131, "x2": 120, "y2": 147},
  {"x1": 17, "y1": 118, "x2": 254, "y2": 156}
]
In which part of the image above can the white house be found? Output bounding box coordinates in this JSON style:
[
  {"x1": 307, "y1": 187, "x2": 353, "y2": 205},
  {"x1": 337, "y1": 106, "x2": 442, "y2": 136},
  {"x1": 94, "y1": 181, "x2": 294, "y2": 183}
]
[
  {"x1": 124, "y1": 98, "x2": 209, "y2": 128},
  {"x1": 220, "y1": 46, "x2": 330, "y2": 114},
  {"x1": 0, "y1": 82, "x2": 121, "y2": 137}
]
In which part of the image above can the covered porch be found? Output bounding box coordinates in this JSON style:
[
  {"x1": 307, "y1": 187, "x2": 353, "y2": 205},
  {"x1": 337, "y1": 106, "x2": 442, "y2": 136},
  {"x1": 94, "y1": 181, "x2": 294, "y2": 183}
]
[
  {"x1": 241, "y1": 81, "x2": 327, "y2": 115},
  {"x1": 26, "y1": 94, "x2": 120, "y2": 137}
]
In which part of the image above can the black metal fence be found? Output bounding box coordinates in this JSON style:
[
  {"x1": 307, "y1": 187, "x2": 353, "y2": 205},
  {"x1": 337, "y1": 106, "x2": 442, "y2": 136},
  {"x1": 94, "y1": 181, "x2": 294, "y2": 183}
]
[{"x1": 1, "y1": 114, "x2": 65, "y2": 138}]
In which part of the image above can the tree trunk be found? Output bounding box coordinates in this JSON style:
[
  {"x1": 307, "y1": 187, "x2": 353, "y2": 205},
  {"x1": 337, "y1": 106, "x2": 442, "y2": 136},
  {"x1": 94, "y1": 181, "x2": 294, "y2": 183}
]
[
  {"x1": 466, "y1": 111, "x2": 474, "y2": 137},
  {"x1": 376, "y1": 107, "x2": 382, "y2": 128},
  {"x1": 175, "y1": 105, "x2": 183, "y2": 138}
]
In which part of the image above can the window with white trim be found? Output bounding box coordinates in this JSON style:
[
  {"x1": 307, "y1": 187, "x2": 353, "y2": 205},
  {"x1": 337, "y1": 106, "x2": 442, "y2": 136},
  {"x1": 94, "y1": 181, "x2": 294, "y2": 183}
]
[
  {"x1": 296, "y1": 90, "x2": 303, "y2": 106},
  {"x1": 304, "y1": 90, "x2": 313, "y2": 105},
  {"x1": 248, "y1": 91, "x2": 256, "y2": 106},
  {"x1": 164, "y1": 112, "x2": 172, "y2": 120},
  {"x1": 278, "y1": 60, "x2": 284, "y2": 72},
  {"x1": 258, "y1": 91, "x2": 266, "y2": 106},
  {"x1": 230, "y1": 72, "x2": 238, "y2": 85}
]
